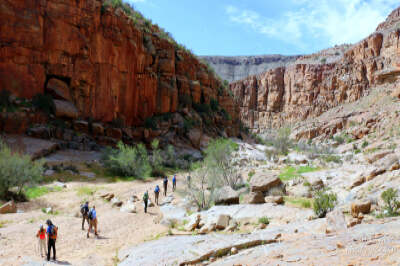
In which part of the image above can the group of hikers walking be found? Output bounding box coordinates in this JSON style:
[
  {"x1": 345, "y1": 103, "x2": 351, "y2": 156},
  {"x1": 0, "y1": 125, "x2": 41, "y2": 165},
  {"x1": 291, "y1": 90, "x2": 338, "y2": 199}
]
[
  {"x1": 35, "y1": 174, "x2": 190, "y2": 261},
  {"x1": 143, "y1": 174, "x2": 183, "y2": 213}
]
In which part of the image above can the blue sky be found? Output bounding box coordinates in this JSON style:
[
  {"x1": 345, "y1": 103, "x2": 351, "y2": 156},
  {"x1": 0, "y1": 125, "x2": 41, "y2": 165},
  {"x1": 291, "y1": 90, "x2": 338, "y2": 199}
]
[{"x1": 127, "y1": 0, "x2": 399, "y2": 56}]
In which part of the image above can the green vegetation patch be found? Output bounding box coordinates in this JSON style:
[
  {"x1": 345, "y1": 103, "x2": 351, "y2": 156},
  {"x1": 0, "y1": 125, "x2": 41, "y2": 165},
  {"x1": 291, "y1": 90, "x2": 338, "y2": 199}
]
[
  {"x1": 76, "y1": 186, "x2": 97, "y2": 197},
  {"x1": 279, "y1": 165, "x2": 319, "y2": 181},
  {"x1": 25, "y1": 186, "x2": 62, "y2": 200},
  {"x1": 284, "y1": 196, "x2": 313, "y2": 209}
]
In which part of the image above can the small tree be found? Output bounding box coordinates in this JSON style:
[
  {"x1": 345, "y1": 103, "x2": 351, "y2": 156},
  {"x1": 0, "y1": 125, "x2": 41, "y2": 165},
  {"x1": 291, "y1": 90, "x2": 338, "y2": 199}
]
[
  {"x1": 313, "y1": 190, "x2": 337, "y2": 218},
  {"x1": 0, "y1": 141, "x2": 44, "y2": 200},
  {"x1": 183, "y1": 165, "x2": 217, "y2": 210},
  {"x1": 381, "y1": 188, "x2": 399, "y2": 216},
  {"x1": 204, "y1": 138, "x2": 241, "y2": 189},
  {"x1": 104, "y1": 141, "x2": 151, "y2": 179},
  {"x1": 150, "y1": 139, "x2": 164, "y2": 176}
]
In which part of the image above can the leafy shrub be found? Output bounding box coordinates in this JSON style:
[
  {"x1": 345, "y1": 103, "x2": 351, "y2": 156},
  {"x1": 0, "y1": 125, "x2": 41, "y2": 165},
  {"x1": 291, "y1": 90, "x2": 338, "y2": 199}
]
[
  {"x1": 0, "y1": 141, "x2": 44, "y2": 200},
  {"x1": 361, "y1": 141, "x2": 369, "y2": 148},
  {"x1": 193, "y1": 103, "x2": 211, "y2": 114},
  {"x1": 0, "y1": 89, "x2": 14, "y2": 112},
  {"x1": 221, "y1": 108, "x2": 231, "y2": 121},
  {"x1": 183, "y1": 118, "x2": 196, "y2": 133},
  {"x1": 103, "y1": 141, "x2": 151, "y2": 179},
  {"x1": 313, "y1": 191, "x2": 337, "y2": 218},
  {"x1": 179, "y1": 94, "x2": 192, "y2": 108},
  {"x1": 210, "y1": 98, "x2": 219, "y2": 112},
  {"x1": 322, "y1": 154, "x2": 342, "y2": 164},
  {"x1": 223, "y1": 80, "x2": 229, "y2": 88},
  {"x1": 333, "y1": 135, "x2": 345, "y2": 144},
  {"x1": 258, "y1": 216, "x2": 270, "y2": 225},
  {"x1": 263, "y1": 127, "x2": 292, "y2": 156},
  {"x1": 144, "y1": 117, "x2": 158, "y2": 130},
  {"x1": 381, "y1": 188, "x2": 399, "y2": 216},
  {"x1": 32, "y1": 93, "x2": 55, "y2": 114},
  {"x1": 150, "y1": 139, "x2": 164, "y2": 176}
]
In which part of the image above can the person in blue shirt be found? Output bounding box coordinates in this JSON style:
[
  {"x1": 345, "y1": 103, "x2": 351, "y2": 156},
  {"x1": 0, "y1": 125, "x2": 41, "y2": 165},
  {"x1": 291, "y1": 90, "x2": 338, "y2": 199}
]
[
  {"x1": 154, "y1": 185, "x2": 160, "y2": 205},
  {"x1": 163, "y1": 176, "x2": 168, "y2": 196},
  {"x1": 46, "y1": 219, "x2": 57, "y2": 261},
  {"x1": 172, "y1": 175, "x2": 177, "y2": 192},
  {"x1": 87, "y1": 206, "x2": 98, "y2": 238}
]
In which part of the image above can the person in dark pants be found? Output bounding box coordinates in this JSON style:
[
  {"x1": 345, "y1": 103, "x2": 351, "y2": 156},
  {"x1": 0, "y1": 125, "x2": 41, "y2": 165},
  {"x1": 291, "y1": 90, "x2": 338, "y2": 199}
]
[
  {"x1": 163, "y1": 176, "x2": 168, "y2": 196},
  {"x1": 187, "y1": 175, "x2": 191, "y2": 188},
  {"x1": 81, "y1": 201, "x2": 89, "y2": 230},
  {"x1": 143, "y1": 190, "x2": 149, "y2": 213},
  {"x1": 172, "y1": 175, "x2": 177, "y2": 192},
  {"x1": 154, "y1": 185, "x2": 160, "y2": 205},
  {"x1": 46, "y1": 219, "x2": 57, "y2": 261}
]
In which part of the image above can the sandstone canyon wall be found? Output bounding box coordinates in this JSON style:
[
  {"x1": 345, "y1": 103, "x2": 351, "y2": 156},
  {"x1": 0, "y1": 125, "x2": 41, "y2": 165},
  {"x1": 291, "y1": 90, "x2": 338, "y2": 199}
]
[
  {"x1": 200, "y1": 55, "x2": 300, "y2": 83},
  {"x1": 0, "y1": 0, "x2": 238, "y2": 129},
  {"x1": 230, "y1": 7, "x2": 400, "y2": 133}
]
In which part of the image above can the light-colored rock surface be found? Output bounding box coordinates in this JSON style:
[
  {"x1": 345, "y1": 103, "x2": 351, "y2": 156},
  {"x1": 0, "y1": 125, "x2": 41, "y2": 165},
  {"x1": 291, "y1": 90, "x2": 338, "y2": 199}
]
[
  {"x1": 351, "y1": 200, "x2": 372, "y2": 217},
  {"x1": 0, "y1": 201, "x2": 17, "y2": 214},
  {"x1": 214, "y1": 186, "x2": 240, "y2": 205},
  {"x1": 250, "y1": 173, "x2": 282, "y2": 193},
  {"x1": 244, "y1": 192, "x2": 265, "y2": 204}
]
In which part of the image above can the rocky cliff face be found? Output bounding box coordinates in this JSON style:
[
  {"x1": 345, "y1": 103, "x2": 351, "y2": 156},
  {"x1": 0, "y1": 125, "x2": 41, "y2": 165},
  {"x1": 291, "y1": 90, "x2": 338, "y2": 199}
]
[
  {"x1": 0, "y1": 0, "x2": 239, "y2": 147},
  {"x1": 200, "y1": 55, "x2": 300, "y2": 83},
  {"x1": 230, "y1": 8, "x2": 400, "y2": 133}
]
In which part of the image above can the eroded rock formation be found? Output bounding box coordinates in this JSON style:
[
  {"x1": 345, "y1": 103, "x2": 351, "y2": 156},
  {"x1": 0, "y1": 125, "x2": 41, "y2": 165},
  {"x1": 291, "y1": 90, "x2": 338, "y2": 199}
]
[
  {"x1": 231, "y1": 7, "x2": 400, "y2": 132},
  {"x1": 0, "y1": 0, "x2": 237, "y2": 127}
]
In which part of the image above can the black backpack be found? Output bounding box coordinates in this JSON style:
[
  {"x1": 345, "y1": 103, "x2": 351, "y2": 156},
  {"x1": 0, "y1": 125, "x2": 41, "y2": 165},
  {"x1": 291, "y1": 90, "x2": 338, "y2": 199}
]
[
  {"x1": 88, "y1": 210, "x2": 93, "y2": 220},
  {"x1": 80, "y1": 204, "x2": 88, "y2": 215}
]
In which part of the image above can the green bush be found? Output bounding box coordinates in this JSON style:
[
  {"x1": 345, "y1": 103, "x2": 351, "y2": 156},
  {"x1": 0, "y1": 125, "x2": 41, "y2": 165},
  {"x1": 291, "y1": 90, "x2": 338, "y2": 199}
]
[
  {"x1": 258, "y1": 216, "x2": 270, "y2": 225},
  {"x1": 313, "y1": 191, "x2": 337, "y2": 218},
  {"x1": 322, "y1": 154, "x2": 342, "y2": 164},
  {"x1": 381, "y1": 188, "x2": 399, "y2": 216},
  {"x1": 0, "y1": 89, "x2": 15, "y2": 112},
  {"x1": 221, "y1": 108, "x2": 231, "y2": 121},
  {"x1": 183, "y1": 118, "x2": 196, "y2": 133},
  {"x1": 210, "y1": 98, "x2": 219, "y2": 112},
  {"x1": 333, "y1": 135, "x2": 345, "y2": 144},
  {"x1": 193, "y1": 103, "x2": 211, "y2": 114},
  {"x1": 103, "y1": 141, "x2": 151, "y2": 179},
  {"x1": 150, "y1": 139, "x2": 164, "y2": 176},
  {"x1": 263, "y1": 127, "x2": 292, "y2": 156},
  {"x1": 144, "y1": 117, "x2": 158, "y2": 130},
  {"x1": 32, "y1": 93, "x2": 55, "y2": 114},
  {"x1": 362, "y1": 141, "x2": 369, "y2": 148},
  {"x1": 0, "y1": 141, "x2": 44, "y2": 200}
]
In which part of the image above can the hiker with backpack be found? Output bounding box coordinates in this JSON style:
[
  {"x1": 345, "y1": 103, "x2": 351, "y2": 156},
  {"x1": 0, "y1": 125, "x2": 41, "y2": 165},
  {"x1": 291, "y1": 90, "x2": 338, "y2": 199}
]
[
  {"x1": 143, "y1": 190, "x2": 149, "y2": 213},
  {"x1": 46, "y1": 220, "x2": 57, "y2": 261},
  {"x1": 36, "y1": 225, "x2": 47, "y2": 258},
  {"x1": 172, "y1": 175, "x2": 177, "y2": 192},
  {"x1": 163, "y1": 176, "x2": 168, "y2": 196},
  {"x1": 80, "y1": 201, "x2": 90, "y2": 230},
  {"x1": 154, "y1": 185, "x2": 160, "y2": 205},
  {"x1": 187, "y1": 175, "x2": 191, "y2": 188},
  {"x1": 87, "y1": 206, "x2": 98, "y2": 238}
]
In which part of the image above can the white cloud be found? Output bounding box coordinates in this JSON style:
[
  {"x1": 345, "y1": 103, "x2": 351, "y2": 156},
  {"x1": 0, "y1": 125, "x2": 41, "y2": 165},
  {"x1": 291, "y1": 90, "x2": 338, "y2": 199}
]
[{"x1": 226, "y1": 0, "x2": 399, "y2": 48}]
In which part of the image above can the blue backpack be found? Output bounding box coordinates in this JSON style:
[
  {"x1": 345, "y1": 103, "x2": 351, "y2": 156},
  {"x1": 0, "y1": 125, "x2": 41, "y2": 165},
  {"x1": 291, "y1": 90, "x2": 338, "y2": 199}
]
[{"x1": 155, "y1": 186, "x2": 160, "y2": 193}]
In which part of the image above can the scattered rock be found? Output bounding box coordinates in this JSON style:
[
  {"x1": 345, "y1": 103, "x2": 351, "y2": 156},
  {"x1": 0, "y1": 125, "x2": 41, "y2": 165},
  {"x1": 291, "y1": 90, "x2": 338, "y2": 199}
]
[
  {"x1": 224, "y1": 219, "x2": 238, "y2": 232},
  {"x1": 199, "y1": 222, "x2": 216, "y2": 234},
  {"x1": 244, "y1": 192, "x2": 265, "y2": 204},
  {"x1": 215, "y1": 186, "x2": 240, "y2": 205},
  {"x1": 265, "y1": 195, "x2": 284, "y2": 205},
  {"x1": 45, "y1": 207, "x2": 53, "y2": 214},
  {"x1": 54, "y1": 100, "x2": 79, "y2": 119},
  {"x1": 257, "y1": 223, "x2": 267, "y2": 230},
  {"x1": 160, "y1": 195, "x2": 174, "y2": 206},
  {"x1": 305, "y1": 176, "x2": 324, "y2": 190},
  {"x1": 288, "y1": 152, "x2": 308, "y2": 164},
  {"x1": 105, "y1": 194, "x2": 115, "y2": 201},
  {"x1": 350, "y1": 175, "x2": 365, "y2": 189},
  {"x1": 44, "y1": 170, "x2": 55, "y2": 176},
  {"x1": 216, "y1": 214, "x2": 230, "y2": 230},
  {"x1": 53, "y1": 181, "x2": 66, "y2": 188},
  {"x1": 231, "y1": 247, "x2": 238, "y2": 255},
  {"x1": 336, "y1": 242, "x2": 345, "y2": 249},
  {"x1": 365, "y1": 150, "x2": 393, "y2": 164},
  {"x1": 111, "y1": 197, "x2": 123, "y2": 207},
  {"x1": 80, "y1": 172, "x2": 96, "y2": 178},
  {"x1": 0, "y1": 201, "x2": 17, "y2": 214},
  {"x1": 287, "y1": 184, "x2": 311, "y2": 198},
  {"x1": 46, "y1": 78, "x2": 71, "y2": 101},
  {"x1": 250, "y1": 173, "x2": 282, "y2": 193},
  {"x1": 351, "y1": 200, "x2": 371, "y2": 217}
]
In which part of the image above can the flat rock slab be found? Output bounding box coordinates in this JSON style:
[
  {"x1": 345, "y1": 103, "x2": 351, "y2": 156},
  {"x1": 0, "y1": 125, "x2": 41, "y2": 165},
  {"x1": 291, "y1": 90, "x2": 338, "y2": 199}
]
[
  {"x1": 198, "y1": 204, "x2": 314, "y2": 224},
  {"x1": 44, "y1": 149, "x2": 102, "y2": 163},
  {"x1": 119, "y1": 231, "x2": 280, "y2": 266},
  {"x1": 3, "y1": 135, "x2": 59, "y2": 160}
]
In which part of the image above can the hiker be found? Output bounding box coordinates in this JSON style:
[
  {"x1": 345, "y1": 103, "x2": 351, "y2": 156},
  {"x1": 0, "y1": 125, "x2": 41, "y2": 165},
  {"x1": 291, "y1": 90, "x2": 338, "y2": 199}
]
[
  {"x1": 87, "y1": 206, "x2": 98, "y2": 238},
  {"x1": 36, "y1": 225, "x2": 47, "y2": 258},
  {"x1": 80, "y1": 201, "x2": 90, "y2": 230},
  {"x1": 187, "y1": 175, "x2": 191, "y2": 188},
  {"x1": 46, "y1": 220, "x2": 57, "y2": 261},
  {"x1": 143, "y1": 190, "x2": 149, "y2": 213},
  {"x1": 172, "y1": 175, "x2": 177, "y2": 192},
  {"x1": 154, "y1": 185, "x2": 160, "y2": 205},
  {"x1": 163, "y1": 176, "x2": 168, "y2": 196}
]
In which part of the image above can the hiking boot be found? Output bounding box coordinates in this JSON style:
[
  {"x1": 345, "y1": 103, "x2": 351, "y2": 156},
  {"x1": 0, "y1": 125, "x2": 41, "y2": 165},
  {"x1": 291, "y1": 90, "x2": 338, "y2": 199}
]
[{"x1": 87, "y1": 233, "x2": 89, "y2": 238}]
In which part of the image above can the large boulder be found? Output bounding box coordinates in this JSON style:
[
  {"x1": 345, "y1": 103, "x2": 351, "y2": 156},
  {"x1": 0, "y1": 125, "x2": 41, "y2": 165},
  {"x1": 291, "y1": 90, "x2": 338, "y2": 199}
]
[
  {"x1": 244, "y1": 192, "x2": 265, "y2": 204},
  {"x1": 46, "y1": 78, "x2": 71, "y2": 101},
  {"x1": 287, "y1": 184, "x2": 311, "y2": 198},
  {"x1": 364, "y1": 150, "x2": 393, "y2": 164},
  {"x1": 351, "y1": 200, "x2": 371, "y2": 218},
  {"x1": 250, "y1": 173, "x2": 282, "y2": 193},
  {"x1": 214, "y1": 186, "x2": 239, "y2": 205},
  {"x1": 54, "y1": 100, "x2": 79, "y2": 119},
  {"x1": 305, "y1": 176, "x2": 324, "y2": 190},
  {"x1": 216, "y1": 214, "x2": 230, "y2": 230},
  {"x1": 185, "y1": 214, "x2": 201, "y2": 231},
  {"x1": 377, "y1": 154, "x2": 400, "y2": 171},
  {"x1": 187, "y1": 128, "x2": 203, "y2": 149},
  {"x1": 120, "y1": 200, "x2": 137, "y2": 213},
  {"x1": 265, "y1": 195, "x2": 284, "y2": 205},
  {"x1": 0, "y1": 201, "x2": 16, "y2": 214}
]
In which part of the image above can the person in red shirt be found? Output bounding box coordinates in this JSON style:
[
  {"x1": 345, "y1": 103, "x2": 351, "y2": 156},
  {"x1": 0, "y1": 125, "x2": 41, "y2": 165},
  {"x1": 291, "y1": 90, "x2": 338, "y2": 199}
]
[{"x1": 36, "y1": 225, "x2": 47, "y2": 257}]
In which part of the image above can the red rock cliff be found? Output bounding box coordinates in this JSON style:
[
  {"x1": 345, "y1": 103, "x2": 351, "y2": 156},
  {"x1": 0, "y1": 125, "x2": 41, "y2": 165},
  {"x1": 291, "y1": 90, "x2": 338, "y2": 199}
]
[
  {"x1": 0, "y1": 0, "x2": 237, "y2": 128},
  {"x1": 231, "y1": 9, "x2": 400, "y2": 131}
]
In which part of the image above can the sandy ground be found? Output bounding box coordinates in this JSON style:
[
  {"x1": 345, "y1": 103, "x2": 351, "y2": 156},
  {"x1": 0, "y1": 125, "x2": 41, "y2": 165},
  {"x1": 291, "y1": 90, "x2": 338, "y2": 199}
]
[{"x1": 0, "y1": 176, "x2": 184, "y2": 266}]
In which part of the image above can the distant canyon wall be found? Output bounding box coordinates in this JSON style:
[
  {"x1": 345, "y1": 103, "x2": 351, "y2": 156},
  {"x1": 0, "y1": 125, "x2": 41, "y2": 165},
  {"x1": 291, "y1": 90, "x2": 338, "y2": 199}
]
[
  {"x1": 200, "y1": 55, "x2": 300, "y2": 83},
  {"x1": 230, "y1": 7, "x2": 400, "y2": 132}
]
